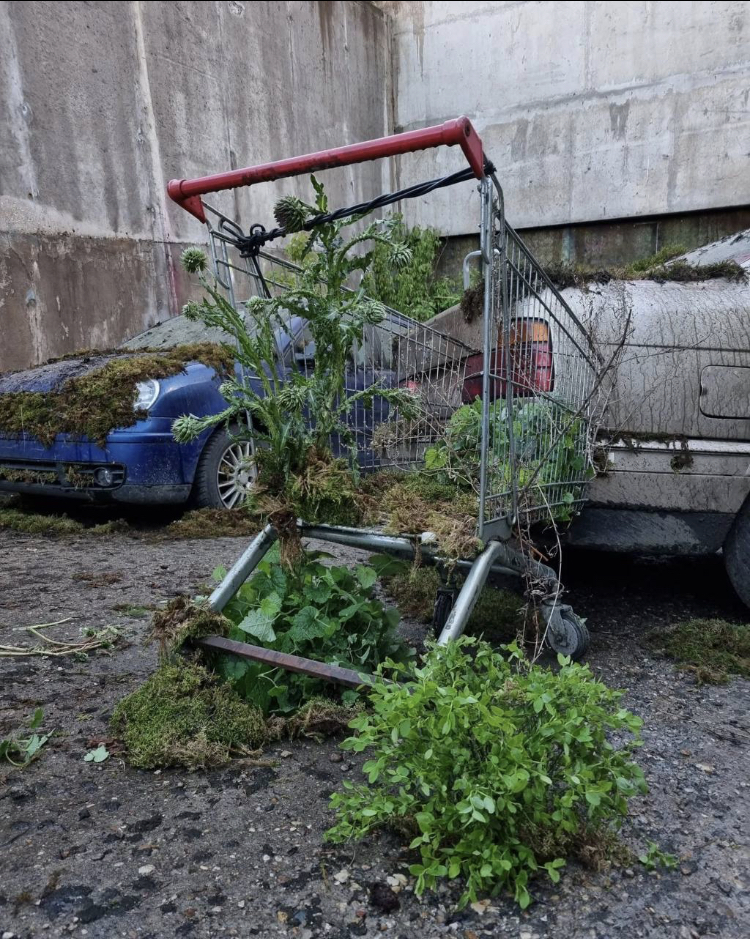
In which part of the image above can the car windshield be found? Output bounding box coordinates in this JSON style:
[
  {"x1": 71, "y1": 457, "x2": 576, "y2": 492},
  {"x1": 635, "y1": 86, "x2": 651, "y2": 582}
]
[{"x1": 120, "y1": 312, "x2": 244, "y2": 351}]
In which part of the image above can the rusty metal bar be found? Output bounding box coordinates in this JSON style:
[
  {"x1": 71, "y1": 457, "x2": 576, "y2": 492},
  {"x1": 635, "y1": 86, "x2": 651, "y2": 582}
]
[{"x1": 196, "y1": 635, "x2": 375, "y2": 689}]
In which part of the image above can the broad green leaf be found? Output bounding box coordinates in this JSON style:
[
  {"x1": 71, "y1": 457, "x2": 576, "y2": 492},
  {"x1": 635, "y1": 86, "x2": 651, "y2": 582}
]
[
  {"x1": 84, "y1": 744, "x2": 109, "y2": 764},
  {"x1": 237, "y1": 608, "x2": 277, "y2": 643},
  {"x1": 355, "y1": 566, "x2": 377, "y2": 590}
]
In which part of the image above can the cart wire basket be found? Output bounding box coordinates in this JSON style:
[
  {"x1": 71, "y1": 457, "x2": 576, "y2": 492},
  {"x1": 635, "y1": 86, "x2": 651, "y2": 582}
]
[{"x1": 168, "y1": 117, "x2": 600, "y2": 678}]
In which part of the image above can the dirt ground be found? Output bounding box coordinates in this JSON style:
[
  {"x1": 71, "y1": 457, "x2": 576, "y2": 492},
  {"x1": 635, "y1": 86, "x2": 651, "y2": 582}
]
[{"x1": 1, "y1": 513, "x2": 749, "y2": 939}]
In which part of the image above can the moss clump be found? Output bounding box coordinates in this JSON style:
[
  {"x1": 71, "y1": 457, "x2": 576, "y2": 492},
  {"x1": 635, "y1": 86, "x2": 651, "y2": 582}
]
[
  {"x1": 362, "y1": 472, "x2": 481, "y2": 560},
  {"x1": 643, "y1": 259, "x2": 746, "y2": 283},
  {"x1": 269, "y1": 697, "x2": 362, "y2": 741},
  {"x1": 149, "y1": 596, "x2": 230, "y2": 656},
  {"x1": 111, "y1": 661, "x2": 267, "y2": 770},
  {"x1": 284, "y1": 450, "x2": 361, "y2": 527},
  {"x1": 460, "y1": 280, "x2": 485, "y2": 323},
  {"x1": 0, "y1": 505, "x2": 125, "y2": 536},
  {"x1": 626, "y1": 244, "x2": 687, "y2": 273},
  {"x1": 646, "y1": 618, "x2": 750, "y2": 684},
  {"x1": 541, "y1": 250, "x2": 746, "y2": 289},
  {"x1": 0, "y1": 343, "x2": 234, "y2": 447},
  {"x1": 164, "y1": 507, "x2": 263, "y2": 540}
]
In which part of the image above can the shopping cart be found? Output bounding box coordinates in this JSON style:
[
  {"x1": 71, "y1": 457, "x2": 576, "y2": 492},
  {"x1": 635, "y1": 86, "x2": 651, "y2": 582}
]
[{"x1": 168, "y1": 117, "x2": 599, "y2": 678}]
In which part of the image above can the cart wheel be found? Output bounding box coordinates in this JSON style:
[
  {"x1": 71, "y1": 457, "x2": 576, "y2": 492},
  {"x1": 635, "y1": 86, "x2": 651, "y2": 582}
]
[
  {"x1": 432, "y1": 587, "x2": 457, "y2": 633},
  {"x1": 545, "y1": 605, "x2": 590, "y2": 660}
]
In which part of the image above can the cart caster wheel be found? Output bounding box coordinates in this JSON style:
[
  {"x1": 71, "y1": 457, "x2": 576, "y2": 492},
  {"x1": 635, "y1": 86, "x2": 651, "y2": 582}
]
[
  {"x1": 432, "y1": 587, "x2": 457, "y2": 632},
  {"x1": 544, "y1": 605, "x2": 590, "y2": 661}
]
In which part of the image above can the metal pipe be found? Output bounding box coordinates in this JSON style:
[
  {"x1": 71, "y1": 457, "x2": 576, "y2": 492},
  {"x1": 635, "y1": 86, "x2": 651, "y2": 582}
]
[
  {"x1": 462, "y1": 250, "x2": 482, "y2": 290},
  {"x1": 477, "y1": 178, "x2": 493, "y2": 541},
  {"x1": 207, "y1": 524, "x2": 277, "y2": 612},
  {"x1": 437, "y1": 540, "x2": 507, "y2": 645},
  {"x1": 300, "y1": 523, "x2": 418, "y2": 558}
]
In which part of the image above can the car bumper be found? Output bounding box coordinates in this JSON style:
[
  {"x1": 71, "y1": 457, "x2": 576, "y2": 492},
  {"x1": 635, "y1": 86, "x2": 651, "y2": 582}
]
[{"x1": 0, "y1": 427, "x2": 198, "y2": 504}]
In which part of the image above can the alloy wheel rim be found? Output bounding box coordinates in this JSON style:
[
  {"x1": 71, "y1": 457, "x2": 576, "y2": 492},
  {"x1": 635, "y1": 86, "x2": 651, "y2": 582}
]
[{"x1": 216, "y1": 441, "x2": 256, "y2": 508}]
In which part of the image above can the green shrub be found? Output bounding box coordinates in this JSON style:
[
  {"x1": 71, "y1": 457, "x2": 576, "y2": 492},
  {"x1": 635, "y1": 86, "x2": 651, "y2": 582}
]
[
  {"x1": 326, "y1": 637, "x2": 646, "y2": 908},
  {"x1": 215, "y1": 553, "x2": 412, "y2": 714},
  {"x1": 361, "y1": 213, "x2": 461, "y2": 321}
]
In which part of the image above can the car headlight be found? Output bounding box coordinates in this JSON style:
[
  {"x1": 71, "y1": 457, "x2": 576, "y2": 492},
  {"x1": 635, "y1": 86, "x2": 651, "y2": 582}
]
[{"x1": 134, "y1": 379, "x2": 160, "y2": 411}]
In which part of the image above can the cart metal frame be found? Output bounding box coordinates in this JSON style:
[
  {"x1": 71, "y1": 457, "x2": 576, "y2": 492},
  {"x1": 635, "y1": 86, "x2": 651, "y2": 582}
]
[{"x1": 169, "y1": 117, "x2": 598, "y2": 673}]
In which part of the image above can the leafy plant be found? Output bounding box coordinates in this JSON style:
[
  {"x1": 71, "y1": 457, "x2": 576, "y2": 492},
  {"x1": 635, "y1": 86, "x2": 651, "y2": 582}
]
[
  {"x1": 362, "y1": 213, "x2": 462, "y2": 321},
  {"x1": 638, "y1": 841, "x2": 678, "y2": 871},
  {"x1": 424, "y1": 398, "x2": 589, "y2": 520},
  {"x1": 175, "y1": 181, "x2": 419, "y2": 563},
  {"x1": 326, "y1": 637, "x2": 646, "y2": 908},
  {"x1": 0, "y1": 708, "x2": 51, "y2": 768},
  {"x1": 215, "y1": 553, "x2": 411, "y2": 714}
]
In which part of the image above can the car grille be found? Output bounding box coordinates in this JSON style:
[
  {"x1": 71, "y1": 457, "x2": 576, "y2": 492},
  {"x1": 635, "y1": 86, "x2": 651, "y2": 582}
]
[{"x1": 0, "y1": 459, "x2": 125, "y2": 491}]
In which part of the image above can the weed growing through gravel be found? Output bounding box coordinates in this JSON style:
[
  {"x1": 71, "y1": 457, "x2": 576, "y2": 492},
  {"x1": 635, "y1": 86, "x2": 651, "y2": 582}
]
[
  {"x1": 646, "y1": 618, "x2": 750, "y2": 684},
  {"x1": 0, "y1": 708, "x2": 51, "y2": 768},
  {"x1": 326, "y1": 637, "x2": 647, "y2": 909}
]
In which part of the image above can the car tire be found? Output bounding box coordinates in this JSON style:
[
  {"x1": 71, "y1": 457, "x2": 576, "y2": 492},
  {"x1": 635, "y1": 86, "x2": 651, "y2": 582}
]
[
  {"x1": 723, "y1": 495, "x2": 750, "y2": 609},
  {"x1": 192, "y1": 425, "x2": 257, "y2": 510}
]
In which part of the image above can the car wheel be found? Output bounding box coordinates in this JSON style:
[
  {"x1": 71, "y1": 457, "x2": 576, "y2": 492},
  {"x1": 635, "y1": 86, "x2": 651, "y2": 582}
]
[
  {"x1": 193, "y1": 426, "x2": 257, "y2": 509},
  {"x1": 724, "y1": 495, "x2": 750, "y2": 609}
]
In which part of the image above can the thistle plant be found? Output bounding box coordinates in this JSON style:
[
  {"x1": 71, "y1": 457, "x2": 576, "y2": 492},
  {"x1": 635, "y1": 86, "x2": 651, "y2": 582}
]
[{"x1": 174, "y1": 177, "x2": 420, "y2": 561}]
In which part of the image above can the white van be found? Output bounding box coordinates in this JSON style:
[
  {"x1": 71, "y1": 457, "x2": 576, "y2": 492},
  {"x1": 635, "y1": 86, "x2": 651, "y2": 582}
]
[{"x1": 431, "y1": 230, "x2": 750, "y2": 609}]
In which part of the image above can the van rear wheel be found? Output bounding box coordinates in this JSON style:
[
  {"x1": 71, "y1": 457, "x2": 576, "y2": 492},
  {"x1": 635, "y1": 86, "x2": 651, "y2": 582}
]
[{"x1": 723, "y1": 496, "x2": 750, "y2": 609}]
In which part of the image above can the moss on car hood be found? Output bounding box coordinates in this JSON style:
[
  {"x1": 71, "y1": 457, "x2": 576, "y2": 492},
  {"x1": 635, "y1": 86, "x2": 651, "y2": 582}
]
[{"x1": 0, "y1": 342, "x2": 234, "y2": 447}]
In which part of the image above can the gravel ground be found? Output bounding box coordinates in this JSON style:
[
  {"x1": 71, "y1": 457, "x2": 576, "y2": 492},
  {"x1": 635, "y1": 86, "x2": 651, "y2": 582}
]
[{"x1": 0, "y1": 522, "x2": 748, "y2": 939}]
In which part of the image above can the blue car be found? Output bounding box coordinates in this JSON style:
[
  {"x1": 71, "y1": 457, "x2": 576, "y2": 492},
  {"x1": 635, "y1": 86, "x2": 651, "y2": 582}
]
[{"x1": 0, "y1": 312, "x2": 392, "y2": 509}]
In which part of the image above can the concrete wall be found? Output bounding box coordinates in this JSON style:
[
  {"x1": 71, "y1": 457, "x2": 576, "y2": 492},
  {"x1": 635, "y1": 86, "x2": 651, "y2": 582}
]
[
  {"x1": 0, "y1": 0, "x2": 389, "y2": 372},
  {"x1": 384, "y1": 1, "x2": 750, "y2": 239}
]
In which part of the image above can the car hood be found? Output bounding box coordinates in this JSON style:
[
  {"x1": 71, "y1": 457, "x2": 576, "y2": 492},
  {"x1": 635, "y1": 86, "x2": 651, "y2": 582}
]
[{"x1": 0, "y1": 354, "x2": 126, "y2": 394}]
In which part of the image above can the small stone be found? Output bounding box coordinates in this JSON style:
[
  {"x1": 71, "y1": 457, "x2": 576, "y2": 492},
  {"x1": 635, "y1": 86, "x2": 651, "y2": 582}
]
[
  {"x1": 138, "y1": 864, "x2": 155, "y2": 875},
  {"x1": 370, "y1": 883, "x2": 399, "y2": 913},
  {"x1": 237, "y1": 901, "x2": 246, "y2": 909},
  {"x1": 3, "y1": 932, "x2": 16, "y2": 939},
  {"x1": 279, "y1": 750, "x2": 292, "y2": 758},
  {"x1": 8, "y1": 785, "x2": 31, "y2": 801},
  {"x1": 78, "y1": 808, "x2": 91, "y2": 820},
  {"x1": 333, "y1": 869, "x2": 350, "y2": 884},
  {"x1": 624, "y1": 868, "x2": 635, "y2": 878},
  {"x1": 329, "y1": 752, "x2": 343, "y2": 763},
  {"x1": 470, "y1": 899, "x2": 491, "y2": 915}
]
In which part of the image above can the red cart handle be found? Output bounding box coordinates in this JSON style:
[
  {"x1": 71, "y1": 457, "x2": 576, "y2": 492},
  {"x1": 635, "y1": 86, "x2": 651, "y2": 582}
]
[{"x1": 168, "y1": 116, "x2": 485, "y2": 223}]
